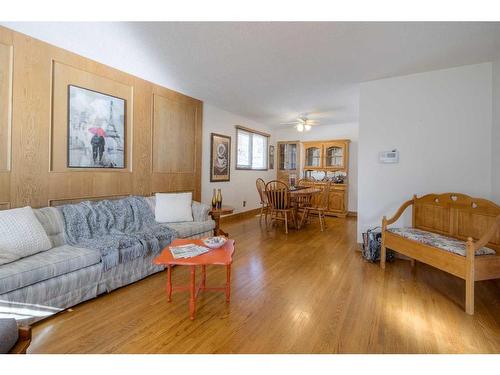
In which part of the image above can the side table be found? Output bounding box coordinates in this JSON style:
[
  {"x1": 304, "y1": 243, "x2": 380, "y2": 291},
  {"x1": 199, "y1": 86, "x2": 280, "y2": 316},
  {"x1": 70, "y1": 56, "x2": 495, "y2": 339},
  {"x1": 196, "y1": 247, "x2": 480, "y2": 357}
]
[
  {"x1": 153, "y1": 238, "x2": 235, "y2": 320},
  {"x1": 209, "y1": 206, "x2": 234, "y2": 236}
]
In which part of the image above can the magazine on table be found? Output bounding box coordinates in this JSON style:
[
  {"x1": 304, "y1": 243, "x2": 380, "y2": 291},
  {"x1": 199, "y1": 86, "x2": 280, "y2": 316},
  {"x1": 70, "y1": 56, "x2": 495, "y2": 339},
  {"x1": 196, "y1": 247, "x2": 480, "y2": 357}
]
[{"x1": 169, "y1": 243, "x2": 210, "y2": 259}]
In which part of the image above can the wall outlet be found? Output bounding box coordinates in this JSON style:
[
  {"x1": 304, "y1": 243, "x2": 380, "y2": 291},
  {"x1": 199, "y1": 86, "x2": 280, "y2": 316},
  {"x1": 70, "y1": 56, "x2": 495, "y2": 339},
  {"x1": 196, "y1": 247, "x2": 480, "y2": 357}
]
[{"x1": 243, "y1": 200, "x2": 246, "y2": 207}]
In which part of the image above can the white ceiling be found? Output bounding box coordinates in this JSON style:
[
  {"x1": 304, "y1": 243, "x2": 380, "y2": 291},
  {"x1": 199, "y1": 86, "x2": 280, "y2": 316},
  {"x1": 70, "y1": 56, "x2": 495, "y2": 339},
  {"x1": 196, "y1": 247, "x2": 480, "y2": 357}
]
[{"x1": 3, "y1": 22, "x2": 500, "y2": 126}]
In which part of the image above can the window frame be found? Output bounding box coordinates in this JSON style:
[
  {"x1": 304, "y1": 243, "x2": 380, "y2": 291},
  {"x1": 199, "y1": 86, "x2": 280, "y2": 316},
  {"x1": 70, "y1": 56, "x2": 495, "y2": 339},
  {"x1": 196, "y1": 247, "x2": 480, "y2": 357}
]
[{"x1": 235, "y1": 126, "x2": 270, "y2": 171}]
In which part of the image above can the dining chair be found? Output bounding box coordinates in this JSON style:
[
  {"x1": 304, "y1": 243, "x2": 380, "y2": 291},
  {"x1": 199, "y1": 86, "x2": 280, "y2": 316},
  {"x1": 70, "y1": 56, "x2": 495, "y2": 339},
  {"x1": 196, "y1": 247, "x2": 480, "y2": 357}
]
[
  {"x1": 265, "y1": 180, "x2": 297, "y2": 234},
  {"x1": 300, "y1": 180, "x2": 331, "y2": 231},
  {"x1": 255, "y1": 178, "x2": 269, "y2": 224},
  {"x1": 296, "y1": 178, "x2": 311, "y2": 187}
]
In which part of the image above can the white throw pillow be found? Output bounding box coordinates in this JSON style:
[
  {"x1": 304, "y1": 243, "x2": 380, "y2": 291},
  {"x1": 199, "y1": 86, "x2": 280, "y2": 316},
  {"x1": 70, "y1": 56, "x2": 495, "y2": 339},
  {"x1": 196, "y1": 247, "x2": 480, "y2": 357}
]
[
  {"x1": 155, "y1": 192, "x2": 194, "y2": 223},
  {"x1": 0, "y1": 206, "x2": 53, "y2": 265}
]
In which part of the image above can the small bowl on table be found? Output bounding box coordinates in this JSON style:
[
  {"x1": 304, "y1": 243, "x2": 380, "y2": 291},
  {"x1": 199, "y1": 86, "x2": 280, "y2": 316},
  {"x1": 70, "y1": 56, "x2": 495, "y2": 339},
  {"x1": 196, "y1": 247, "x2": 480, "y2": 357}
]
[{"x1": 202, "y1": 236, "x2": 227, "y2": 249}]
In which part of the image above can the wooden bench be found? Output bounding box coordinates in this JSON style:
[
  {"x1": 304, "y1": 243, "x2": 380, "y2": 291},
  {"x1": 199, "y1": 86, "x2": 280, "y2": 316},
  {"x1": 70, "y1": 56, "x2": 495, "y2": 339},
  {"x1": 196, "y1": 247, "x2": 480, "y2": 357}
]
[{"x1": 380, "y1": 193, "x2": 500, "y2": 315}]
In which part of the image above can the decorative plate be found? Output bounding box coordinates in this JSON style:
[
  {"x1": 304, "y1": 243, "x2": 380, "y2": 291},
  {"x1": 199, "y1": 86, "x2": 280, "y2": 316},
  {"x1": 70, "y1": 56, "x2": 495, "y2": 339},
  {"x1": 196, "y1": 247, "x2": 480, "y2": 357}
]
[{"x1": 202, "y1": 236, "x2": 227, "y2": 249}]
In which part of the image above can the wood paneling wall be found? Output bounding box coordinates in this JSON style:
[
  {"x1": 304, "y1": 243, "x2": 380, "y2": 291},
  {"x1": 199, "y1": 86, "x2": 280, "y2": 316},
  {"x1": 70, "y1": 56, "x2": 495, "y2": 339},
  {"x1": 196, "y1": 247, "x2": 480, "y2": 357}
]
[{"x1": 0, "y1": 26, "x2": 202, "y2": 209}]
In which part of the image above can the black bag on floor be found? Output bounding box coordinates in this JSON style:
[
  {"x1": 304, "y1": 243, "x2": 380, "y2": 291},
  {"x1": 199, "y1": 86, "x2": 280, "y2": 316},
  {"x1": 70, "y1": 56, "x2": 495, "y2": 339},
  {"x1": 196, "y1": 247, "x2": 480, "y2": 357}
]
[{"x1": 362, "y1": 227, "x2": 395, "y2": 263}]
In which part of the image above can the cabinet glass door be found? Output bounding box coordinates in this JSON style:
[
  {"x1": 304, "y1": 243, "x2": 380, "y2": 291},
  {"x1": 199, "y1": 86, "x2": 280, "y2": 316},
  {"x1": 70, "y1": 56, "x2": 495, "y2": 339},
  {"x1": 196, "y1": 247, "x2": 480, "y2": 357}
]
[
  {"x1": 305, "y1": 147, "x2": 321, "y2": 167},
  {"x1": 325, "y1": 146, "x2": 344, "y2": 168},
  {"x1": 279, "y1": 143, "x2": 297, "y2": 170}
]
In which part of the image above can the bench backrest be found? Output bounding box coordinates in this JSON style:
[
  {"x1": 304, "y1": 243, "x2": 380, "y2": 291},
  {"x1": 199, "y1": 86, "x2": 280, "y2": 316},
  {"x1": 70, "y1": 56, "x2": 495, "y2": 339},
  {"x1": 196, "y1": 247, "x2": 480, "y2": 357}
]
[{"x1": 413, "y1": 193, "x2": 500, "y2": 251}]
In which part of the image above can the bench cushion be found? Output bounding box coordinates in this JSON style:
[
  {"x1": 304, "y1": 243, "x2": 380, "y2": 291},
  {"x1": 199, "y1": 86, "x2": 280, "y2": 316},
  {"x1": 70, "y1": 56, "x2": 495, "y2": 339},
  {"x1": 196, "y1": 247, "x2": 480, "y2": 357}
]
[
  {"x1": 388, "y1": 228, "x2": 496, "y2": 257},
  {"x1": 0, "y1": 245, "x2": 101, "y2": 294}
]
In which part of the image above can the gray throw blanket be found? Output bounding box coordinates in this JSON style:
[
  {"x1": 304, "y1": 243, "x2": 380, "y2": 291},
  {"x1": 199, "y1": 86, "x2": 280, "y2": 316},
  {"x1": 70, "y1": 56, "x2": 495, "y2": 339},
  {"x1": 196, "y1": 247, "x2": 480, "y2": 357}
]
[{"x1": 59, "y1": 196, "x2": 177, "y2": 271}]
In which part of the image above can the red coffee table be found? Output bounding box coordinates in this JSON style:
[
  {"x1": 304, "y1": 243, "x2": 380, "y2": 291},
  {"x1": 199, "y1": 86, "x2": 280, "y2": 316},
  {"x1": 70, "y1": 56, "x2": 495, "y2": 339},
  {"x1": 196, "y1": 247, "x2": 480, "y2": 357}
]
[{"x1": 153, "y1": 238, "x2": 235, "y2": 320}]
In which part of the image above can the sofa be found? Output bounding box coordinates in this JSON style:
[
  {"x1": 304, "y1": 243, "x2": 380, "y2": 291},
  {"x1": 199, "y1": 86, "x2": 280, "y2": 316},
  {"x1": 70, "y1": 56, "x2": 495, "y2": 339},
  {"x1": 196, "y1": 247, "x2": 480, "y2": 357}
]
[{"x1": 0, "y1": 196, "x2": 215, "y2": 325}]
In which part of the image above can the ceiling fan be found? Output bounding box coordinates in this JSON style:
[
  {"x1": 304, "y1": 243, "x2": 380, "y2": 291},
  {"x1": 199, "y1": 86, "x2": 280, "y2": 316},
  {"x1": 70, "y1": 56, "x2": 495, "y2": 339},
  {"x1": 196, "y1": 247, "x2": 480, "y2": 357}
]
[{"x1": 280, "y1": 117, "x2": 319, "y2": 132}]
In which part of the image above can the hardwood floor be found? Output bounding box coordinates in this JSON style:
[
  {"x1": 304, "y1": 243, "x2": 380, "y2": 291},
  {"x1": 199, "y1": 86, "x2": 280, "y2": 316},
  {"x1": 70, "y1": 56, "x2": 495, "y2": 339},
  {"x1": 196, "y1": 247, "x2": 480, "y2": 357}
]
[{"x1": 29, "y1": 215, "x2": 500, "y2": 354}]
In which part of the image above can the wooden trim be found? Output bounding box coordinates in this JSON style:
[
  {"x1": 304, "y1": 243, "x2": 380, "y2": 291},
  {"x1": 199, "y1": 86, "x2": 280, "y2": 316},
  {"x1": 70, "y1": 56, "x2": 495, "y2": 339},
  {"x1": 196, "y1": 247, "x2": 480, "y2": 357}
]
[
  {"x1": 220, "y1": 208, "x2": 261, "y2": 223},
  {"x1": 235, "y1": 125, "x2": 270, "y2": 138},
  {"x1": 235, "y1": 167, "x2": 269, "y2": 171},
  {"x1": 0, "y1": 42, "x2": 13, "y2": 172},
  {"x1": 348, "y1": 211, "x2": 357, "y2": 217},
  {"x1": 153, "y1": 190, "x2": 194, "y2": 195},
  {"x1": 48, "y1": 193, "x2": 132, "y2": 207}
]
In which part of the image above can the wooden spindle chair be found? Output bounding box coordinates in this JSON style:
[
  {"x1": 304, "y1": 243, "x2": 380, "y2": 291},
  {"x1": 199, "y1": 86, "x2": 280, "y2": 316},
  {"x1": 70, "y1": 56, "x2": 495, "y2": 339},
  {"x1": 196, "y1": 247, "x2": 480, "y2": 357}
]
[
  {"x1": 296, "y1": 178, "x2": 310, "y2": 187},
  {"x1": 256, "y1": 178, "x2": 269, "y2": 224},
  {"x1": 265, "y1": 180, "x2": 297, "y2": 234},
  {"x1": 300, "y1": 180, "x2": 331, "y2": 231}
]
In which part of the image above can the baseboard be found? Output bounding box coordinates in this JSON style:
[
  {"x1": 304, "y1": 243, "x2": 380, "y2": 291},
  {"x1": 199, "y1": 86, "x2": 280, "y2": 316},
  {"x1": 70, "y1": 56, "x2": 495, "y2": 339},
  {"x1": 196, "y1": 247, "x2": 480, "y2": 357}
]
[
  {"x1": 348, "y1": 211, "x2": 358, "y2": 217},
  {"x1": 220, "y1": 208, "x2": 261, "y2": 223}
]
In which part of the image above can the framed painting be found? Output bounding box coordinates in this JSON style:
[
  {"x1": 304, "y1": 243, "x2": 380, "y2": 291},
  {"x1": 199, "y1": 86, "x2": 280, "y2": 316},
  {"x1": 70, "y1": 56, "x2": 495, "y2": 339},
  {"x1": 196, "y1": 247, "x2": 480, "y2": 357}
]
[
  {"x1": 210, "y1": 133, "x2": 231, "y2": 182},
  {"x1": 269, "y1": 145, "x2": 275, "y2": 169},
  {"x1": 67, "y1": 85, "x2": 126, "y2": 168}
]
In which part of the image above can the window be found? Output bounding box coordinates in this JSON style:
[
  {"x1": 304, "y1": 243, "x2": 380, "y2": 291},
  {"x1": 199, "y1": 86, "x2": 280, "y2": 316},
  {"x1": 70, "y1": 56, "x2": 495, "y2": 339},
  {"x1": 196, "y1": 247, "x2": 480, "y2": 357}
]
[{"x1": 236, "y1": 126, "x2": 269, "y2": 170}]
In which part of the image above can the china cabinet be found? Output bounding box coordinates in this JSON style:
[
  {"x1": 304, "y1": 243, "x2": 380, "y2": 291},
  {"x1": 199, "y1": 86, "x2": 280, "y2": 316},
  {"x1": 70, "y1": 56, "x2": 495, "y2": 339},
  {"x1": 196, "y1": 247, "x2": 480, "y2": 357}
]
[
  {"x1": 277, "y1": 141, "x2": 300, "y2": 185},
  {"x1": 299, "y1": 139, "x2": 350, "y2": 217}
]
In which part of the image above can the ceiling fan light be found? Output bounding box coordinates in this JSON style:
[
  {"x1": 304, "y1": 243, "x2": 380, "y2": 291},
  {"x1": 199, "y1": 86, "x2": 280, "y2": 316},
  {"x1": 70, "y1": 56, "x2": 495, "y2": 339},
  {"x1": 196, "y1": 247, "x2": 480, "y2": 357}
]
[
  {"x1": 304, "y1": 124, "x2": 312, "y2": 131},
  {"x1": 297, "y1": 123, "x2": 304, "y2": 132}
]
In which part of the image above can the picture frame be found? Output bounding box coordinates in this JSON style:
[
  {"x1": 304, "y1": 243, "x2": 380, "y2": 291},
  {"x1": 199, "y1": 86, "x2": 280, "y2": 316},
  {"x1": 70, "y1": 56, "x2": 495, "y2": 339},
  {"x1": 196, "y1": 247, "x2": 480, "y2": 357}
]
[
  {"x1": 210, "y1": 133, "x2": 231, "y2": 182},
  {"x1": 269, "y1": 145, "x2": 275, "y2": 170},
  {"x1": 67, "y1": 84, "x2": 126, "y2": 169}
]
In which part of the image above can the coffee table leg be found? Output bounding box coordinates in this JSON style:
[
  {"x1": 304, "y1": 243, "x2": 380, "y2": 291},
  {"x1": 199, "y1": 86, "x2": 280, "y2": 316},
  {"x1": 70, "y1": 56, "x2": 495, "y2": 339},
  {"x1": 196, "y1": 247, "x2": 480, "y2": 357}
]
[
  {"x1": 190, "y1": 266, "x2": 196, "y2": 320},
  {"x1": 201, "y1": 265, "x2": 206, "y2": 289},
  {"x1": 166, "y1": 265, "x2": 172, "y2": 302},
  {"x1": 225, "y1": 264, "x2": 231, "y2": 302}
]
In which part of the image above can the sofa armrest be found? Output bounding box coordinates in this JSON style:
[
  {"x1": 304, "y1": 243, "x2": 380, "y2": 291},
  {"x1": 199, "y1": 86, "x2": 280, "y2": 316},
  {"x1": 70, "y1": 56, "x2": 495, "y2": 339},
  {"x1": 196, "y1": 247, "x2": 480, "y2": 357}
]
[
  {"x1": 192, "y1": 201, "x2": 211, "y2": 222},
  {"x1": 9, "y1": 326, "x2": 31, "y2": 354}
]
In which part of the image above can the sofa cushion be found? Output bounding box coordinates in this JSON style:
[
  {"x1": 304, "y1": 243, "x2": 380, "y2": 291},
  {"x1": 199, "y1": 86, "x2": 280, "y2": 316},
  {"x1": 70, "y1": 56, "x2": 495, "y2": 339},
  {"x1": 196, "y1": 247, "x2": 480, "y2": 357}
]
[
  {"x1": 164, "y1": 220, "x2": 215, "y2": 238},
  {"x1": 0, "y1": 318, "x2": 18, "y2": 353},
  {"x1": 145, "y1": 196, "x2": 211, "y2": 222},
  {"x1": 388, "y1": 228, "x2": 496, "y2": 256},
  {"x1": 155, "y1": 192, "x2": 194, "y2": 223},
  {"x1": 33, "y1": 207, "x2": 66, "y2": 247},
  {"x1": 0, "y1": 245, "x2": 101, "y2": 295},
  {"x1": 0, "y1": 207, "x2": 53, "y2": 266}
]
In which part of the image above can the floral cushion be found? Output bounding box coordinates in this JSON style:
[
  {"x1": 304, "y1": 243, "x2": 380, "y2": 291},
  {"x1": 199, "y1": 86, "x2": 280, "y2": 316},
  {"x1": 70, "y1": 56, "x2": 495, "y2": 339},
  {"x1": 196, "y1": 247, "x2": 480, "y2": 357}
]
[{"x1": 388, "y1": 228, "x2": 496, "y2": 257}]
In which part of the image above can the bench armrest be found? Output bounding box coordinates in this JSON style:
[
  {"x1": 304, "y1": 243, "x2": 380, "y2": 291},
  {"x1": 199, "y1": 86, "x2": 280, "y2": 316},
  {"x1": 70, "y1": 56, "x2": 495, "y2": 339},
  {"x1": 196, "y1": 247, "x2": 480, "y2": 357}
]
[
  {"x1": 471, "y1": 214, "x2": 500, "y2": 253},
  {"x1": 383, "y1": 199, "x2": 414, "y2": 228}
]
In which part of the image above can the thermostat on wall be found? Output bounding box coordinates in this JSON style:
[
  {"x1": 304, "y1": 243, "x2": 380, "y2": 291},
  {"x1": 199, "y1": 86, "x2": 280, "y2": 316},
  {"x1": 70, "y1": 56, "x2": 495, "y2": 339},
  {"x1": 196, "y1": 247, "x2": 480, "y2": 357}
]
[{"x1": 379, "y1": 149, "x2": 399, "y2": 164}]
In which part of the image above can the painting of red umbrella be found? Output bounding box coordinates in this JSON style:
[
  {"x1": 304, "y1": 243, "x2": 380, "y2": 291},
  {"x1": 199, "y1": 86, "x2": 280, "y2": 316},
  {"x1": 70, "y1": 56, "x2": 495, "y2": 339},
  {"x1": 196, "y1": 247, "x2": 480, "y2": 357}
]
[
  {"x1": 67, "y1": 85, "x2": 125, "y2": 169},
  {"x1": 88, "y1": 127, "x2": 107, "y2": 137}
]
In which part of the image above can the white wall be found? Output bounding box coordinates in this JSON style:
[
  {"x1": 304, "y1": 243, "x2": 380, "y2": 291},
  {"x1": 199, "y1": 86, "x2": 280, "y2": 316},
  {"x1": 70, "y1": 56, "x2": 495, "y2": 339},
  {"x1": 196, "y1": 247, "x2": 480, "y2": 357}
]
[
  {"x1": 358, "y1": 63, "x2": 493, "y2": 242},
  {"x1": 202, "y1": 104, "x2": 276, "y2": 214},
  {"x1": 493, "y1": 60, "x2": 500, "y2": 204},
  {"x1": 274, "y1": 123, "x2": 359, "y2": 212}
]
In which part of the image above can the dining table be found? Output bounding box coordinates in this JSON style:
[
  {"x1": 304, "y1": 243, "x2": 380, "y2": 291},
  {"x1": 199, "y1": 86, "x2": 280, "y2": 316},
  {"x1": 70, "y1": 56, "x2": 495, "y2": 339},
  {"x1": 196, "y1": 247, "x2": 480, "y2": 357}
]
[{"x1": 289, "y1": 186, "x2": 322, "y2": 229}]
